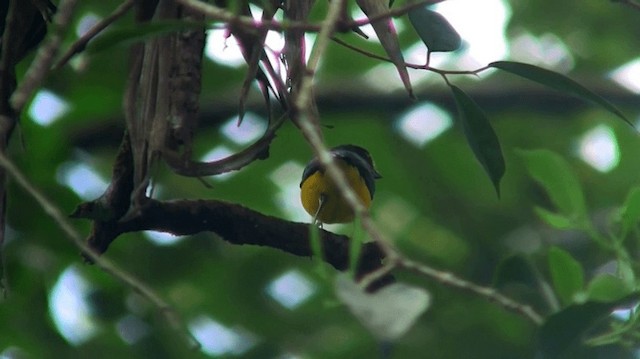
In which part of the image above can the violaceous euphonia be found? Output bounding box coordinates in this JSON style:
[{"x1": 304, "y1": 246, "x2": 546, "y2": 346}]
[{"x1": 300, "y1": 144, "x2": 382, "y2": 224}]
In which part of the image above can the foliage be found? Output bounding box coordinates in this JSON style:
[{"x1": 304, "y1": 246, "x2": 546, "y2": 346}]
[{"x1": 1, "y1": 0, "x2": 640, "y2": 358}]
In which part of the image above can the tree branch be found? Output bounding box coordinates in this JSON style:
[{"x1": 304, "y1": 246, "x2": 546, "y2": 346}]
[
  {"x1": 72, "y1": 197, "x2": 393, "y2": 290},
  {"x1": 54, "y1": 0, "x2": 135, "y2": 70}
]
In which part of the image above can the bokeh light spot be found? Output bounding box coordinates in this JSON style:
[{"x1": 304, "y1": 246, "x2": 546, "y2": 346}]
[
  {"x1": 510, "y1": 32, "x2": 574, "y2": 72},
  {"x1": 76, "y1": 12, "x2": 101, "y2": 37},
  {"x1": 435, "y1": 0, "x2": 510, "y2": 64},
  {"x1": 395, "y1": 103, "x2": 452, "y2": 147},
  {"x1": 144, "y1": 231, "x2": 185, "y2": 246},
  {"x1": 610, "y1": 58, "x2": 640, "y2": 93},
  {"x1": 205, "y1": 29, "x2": 245, "y2": 67},
  {"x1": 205, "y1": 4, "x2": 287, "y2": 69},
  {"x1": 577, "y1": 125, "x2": 619, "y2": 173},
  {"x1": 221, "y1": 112, "x2": 267, "y2": 145},
  {"x1": 28, "y1": 89, "x2": 70, "y2": 126},
  {"x1": 612, "y1": 307, "x2": 634, "y2": 321},
  {"x1": 49, "y1": 266, "x2": 99, "y2": 346},
  {"x1": 266, "y1": 270, "x2": 316, "y2": 309},
  {"x1": 56, "y1": 162, "x2": 108, "y2": 200},
  {"x1": 190, "y1": 316, "x2": 258, "y2": 356}
]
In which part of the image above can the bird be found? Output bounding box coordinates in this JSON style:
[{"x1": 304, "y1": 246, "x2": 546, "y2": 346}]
[{"x1": 300, "y1": 144, "x2": 382, "y2": 224}]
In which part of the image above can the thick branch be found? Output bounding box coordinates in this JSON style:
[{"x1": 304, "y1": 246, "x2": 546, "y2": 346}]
[{"x1": 73, "y1": 198, "x2": 392, "y2": 289}]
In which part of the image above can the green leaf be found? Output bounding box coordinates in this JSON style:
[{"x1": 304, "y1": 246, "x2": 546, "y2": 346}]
[
  {"x1": 87, "y1": 20, "x2": 208, "y2": 54},
  {"x1": 518, "y1": 149, "x2": 588, "y2": 224},
  {"x1": 548, "y1": 246, "x2": 585, "y2": 305},
  {"x1": 408, "y1": 7, "x2": 461, "y2": 52},
  {"x1": 538, "y1": 296, "x2": 639, "y2": 358},
  {"x1": 617, "y1": 260, "x2": 637, "y2": 289},
  {"x1": 534, "y1": 207, "x2": 577, "y2": 230},
  {"x1": 587, "y1": 274, "x2": 631, "y2": 302},
  {"x1": 335, "y1": 274, "x2": 431, "y2": 341},
  {"x1": 489, "y1": 61, "x2": 631, "y2": 126},
  {"x1": 450, "y1": 85, "x2": 505, "y2": 196},
  {"x1": 356, "y1": 0, "x2": 413, "y2": 97},
  {"x1": 618, "y1": 186, "x2": 640, "y2": 238}
]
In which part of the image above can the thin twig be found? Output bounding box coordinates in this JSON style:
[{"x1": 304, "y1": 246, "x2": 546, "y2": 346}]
[
  {"x1": 398, "y1": 259, "x2": 544, "y2": 325},
  {"x1": 331, "y1": 36, "x2": 489, "y2": 75},
  {"x1": 54, "y1": 0, "x2": 135, "y2": 70},
  {"x1": 175, "y1": 0, "x2": 445, "y2": 34},
  {"x1": 10, "y1": 0, "x2": 78, "y2": 113},
  {"x1": 0, "y1": 151, "x2": 201, "y2": 349}
]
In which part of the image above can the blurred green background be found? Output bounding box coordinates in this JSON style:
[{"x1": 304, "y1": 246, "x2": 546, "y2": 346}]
[{"x1": 2, "y1": 0, "x2": 640, "y2": 358}]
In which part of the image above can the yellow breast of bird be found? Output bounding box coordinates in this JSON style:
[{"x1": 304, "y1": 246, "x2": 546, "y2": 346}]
[{"x1": 300, "y1": 159, "x2": 373, "y2": 224}]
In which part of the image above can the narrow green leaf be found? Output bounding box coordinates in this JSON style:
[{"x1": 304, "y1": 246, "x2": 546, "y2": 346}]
[
  {"x1": 518, "y1": 149, "x2": 588, "y2": 223},
  {"x1": 548, "y1": 246, "x2": 585, "y2": 305},
  {"x1": 539, "y1": 295, "x2": 639, "y2": 358},
  {"x1": 618, "y1": 186, "x2": 640, "y2": 237},
  {"x1": 489, "y1": 61, "x2": 631, "y2": 126},
  {"x1": 534, "y1": 207, "x2": 577, "y2": 230},
  {"x1": 87, "y1": 20, "x2": 208, "y2": 54},
  {"x1": 357, "y1": 0, "x2": 414, "y2": 97},
  {"x1": 408, "y1": 7, "x2": 461, "y2": 52},
  {"x1": 587, "y1": 274, "x2": 631, "y2": 303},
  {"x1": 450, "y1": 85, "x2": 505, "y2": 196}
]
